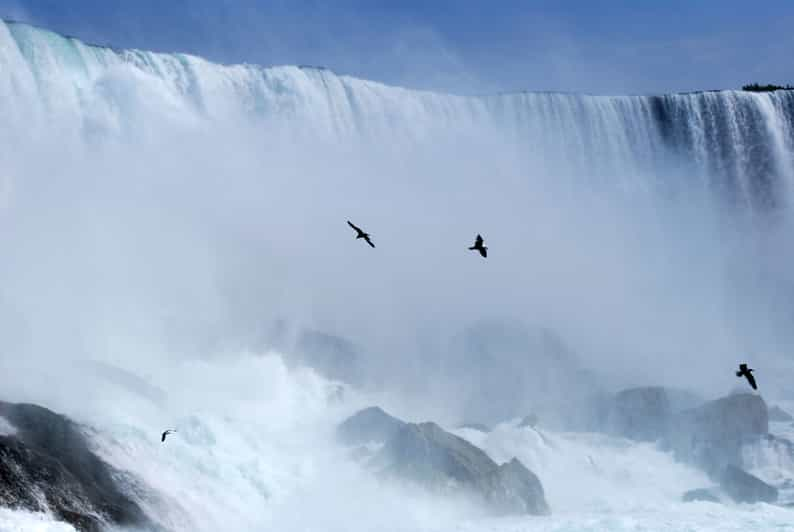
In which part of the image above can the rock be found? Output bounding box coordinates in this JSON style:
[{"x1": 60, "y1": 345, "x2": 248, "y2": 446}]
[
  {"x1": 377, "y1": 422, "x2": 497, "y2": 485},
  {"x1": 337, "y1": 407, "x2": 406, "y2": 446},
  {"x1": 769, "y1": 405, "x2": 793, "y2": 422},
  {"x1": 338, "y1": 408, "x2": 550, "y2": 515},
  {"x1": 682, "y1": 488, "x2": 721, "y2": 503},
  {"x1": 718, "y1": 465, "x2": 777, "y2": 503},
  {"x1": 374, "y1": 421, "x2": 550, "y2": 515},
  {"x1": 667, "y1": 393, "x2": 768, "y2": 474},
  {"x1": 608, "y1": 387, "x2": 671, "y2": 441},
  {"x1": 481, "y1": 458, "x2": 550, "y2": 515},
  {"x1": 0, "y1": 401, "x2": 154, "y2": 531}
]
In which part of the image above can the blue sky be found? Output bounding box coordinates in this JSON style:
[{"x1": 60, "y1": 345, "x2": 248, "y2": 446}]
[{"x1": 2, "y1": 0, "x2": 793, "y2": 94}]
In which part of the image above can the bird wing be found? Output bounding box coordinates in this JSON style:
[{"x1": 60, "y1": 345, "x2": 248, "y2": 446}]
[
  {"x1": 746, "y1": 372, "x2": 757, "y2": 390},
  {"x1": 161, "y1": 432, "x2": 166, "y2": 442},
  {"x1": 739, "y1": 363, "x2": 748, "y2": 371},
  {"x1": 347, "y1": 220, "x2": 361, "y2": 233},
  {"x1": 480, "y1": 247, "x2": 487, "y2": 258},
  {"x1": 364, "y1": 235, "x2": 375, "y2": 248},
  {"x1": 475, "y1": 234, "x2": 483, "y2": 246}
]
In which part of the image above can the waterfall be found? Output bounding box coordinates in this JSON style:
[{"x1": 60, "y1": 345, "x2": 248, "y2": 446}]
[{"x1": 1, "y1": 19, "x2": 792, "y2": 212}]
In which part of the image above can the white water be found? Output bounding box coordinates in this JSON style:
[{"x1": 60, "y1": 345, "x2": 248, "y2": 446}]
[
  {"x1": 1, "y1": 19, "x2": 794, "y2": 531},
  {"x1": 5, "y1": 353, "x2": 794, "y2": 531}
]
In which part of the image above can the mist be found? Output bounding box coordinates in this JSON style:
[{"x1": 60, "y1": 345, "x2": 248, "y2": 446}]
[
  {"x1": 1, "y1": 19, "x2": 794, "y2": 530},
  {"x1": 2, "y1": 24, "x2": 794, "y2": 416}
]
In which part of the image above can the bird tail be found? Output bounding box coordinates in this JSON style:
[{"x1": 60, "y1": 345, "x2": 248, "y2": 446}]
[{"x1": 735, "y1": 371, "x2": 742, "y2": 377}]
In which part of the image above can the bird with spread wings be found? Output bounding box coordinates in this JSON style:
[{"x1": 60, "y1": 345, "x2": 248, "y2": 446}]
[
  {"x1": 736, "y1": 363, "x2": 757, "y2": 390},
  {"x1": 468, "y1": 234, "x2": 487, "y2": 258},
  {"x1": 347, "y1": 220, "x2": 375, "y2": 248}
]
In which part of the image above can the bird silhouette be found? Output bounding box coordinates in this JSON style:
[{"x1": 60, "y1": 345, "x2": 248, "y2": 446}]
[
  {"x1": 161, "y1": 429, "x2": 177, "y2": 443},
  {"x1": 347, "y1": 220, "x2": 375, "y2": 248},
  {"x1": 736, "y1": 363, "x2": 757, "y2": 390},
  {"x1": 468, "y1": 234, "x2": 487, "y2": 258}
]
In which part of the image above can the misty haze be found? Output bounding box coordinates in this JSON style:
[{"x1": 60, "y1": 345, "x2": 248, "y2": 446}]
[{"x1": 1, "y1": 5, "x2": 794, "y2": 532}]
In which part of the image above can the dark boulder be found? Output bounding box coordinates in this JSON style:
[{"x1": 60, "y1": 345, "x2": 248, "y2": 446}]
[
  {"x1": 374, "y1": 421, "x2": 550, "y2": 515},
  {"x1": 377, "y1": 422, "x2": 496, "y2": 485},
  {"x1": 337, "y1": 406, "x2": 406, "y2": 446},
  {"x1": 480, "y1": 458, "x2": 550, "y2": 515},
  {"x1": 338, "y1": 409, "x2": 550, "y2": 515},
  {"x1": 682, "y1": 488, "x2": 721, "y2": 503},
  {"x1": 0, "y1": 401, "x2": 153, "y2": 531},
  {"x1": 718, "y1": 465, "x2": 777, "y2": 504},
  {"x1": 666, "y1": 393, "x2": 768, "y2": 474}
]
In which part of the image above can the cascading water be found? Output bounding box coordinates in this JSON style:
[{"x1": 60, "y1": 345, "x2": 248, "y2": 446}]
[
  {"x1": 1, "y1": 19, "x2": 793, "y2": 212},
  {"x1": 1, "y1": 19, "x2": 794, "y2": 532}
]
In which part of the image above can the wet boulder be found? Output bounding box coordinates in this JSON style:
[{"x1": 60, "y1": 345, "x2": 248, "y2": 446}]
[
  {"x1": 336, "y1": 406, "x2": 406, "y2": 446},
  {"x1": 718, "y1": 465, "x2": 777, "y2": 504},
  {"x1": 0, "y1": 401, "x2": 153, "y2": 532},
  {"x1": 338, "y1": 409, "x2": 550, "y2": 515},
  {"x1": 375, "y1": 421, "x2": 550, "y2": 515},
  {"x1": 480, "y1": 458, "x2": 550, "y2": 515},
  {"x1": 667, "y1": 393, "x2": 768, "y2": 474}
]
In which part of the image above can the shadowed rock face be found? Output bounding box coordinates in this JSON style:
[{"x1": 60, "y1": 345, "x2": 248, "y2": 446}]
[
  {"x1": 667, "y1": 393, "x2": 768, "y2": 474},
  {"x1": 336, "y1": 406, "x2": 406, "y2": 445},
  {"x1": 0, "y1": 401, "x2": 153, "y2": 532},
  {"x1": 340, "y1": 408, "x2": 550, "y2": 516},
  {"x1": 719, "y1": 465, "x2": 778, "y2": 503},
  {"x1": 681, "y1": 466, "x2": 778, "y2": 505},
  {"x1": 378, "y1": 422, "x2": 498, "y2": 486},
  {"x1": 481, "y1": 458, "x2": 550, "y2": 515}
]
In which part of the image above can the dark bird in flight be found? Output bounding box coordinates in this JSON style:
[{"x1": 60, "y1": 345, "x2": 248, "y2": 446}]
[
  {"x1": 347, "y1": 220, "x2": 375, "y2": 248},
  {"x1": 161, "y1": 429, "x2": 177, "y2": 443},
  {"x1": 736, "y1": 363, "x2": 757, "y2": 390},
  {"x1": 468, "y1": 234, "x2": 487, "y2": 258}
]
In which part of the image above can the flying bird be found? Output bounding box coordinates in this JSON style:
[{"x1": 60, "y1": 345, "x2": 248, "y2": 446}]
[
  {"x1": 468, "y1": 234, "x2": 487, "y2": 258},
  {"x1": 161, "y1": 429, "x2": 177, "y2": 443},
  {"x1": 736, "y1": 363, "x2": 757, "y2": 390},
  {"x1": 347, "y1": 220, "x2": 375, "y2": 248}
]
